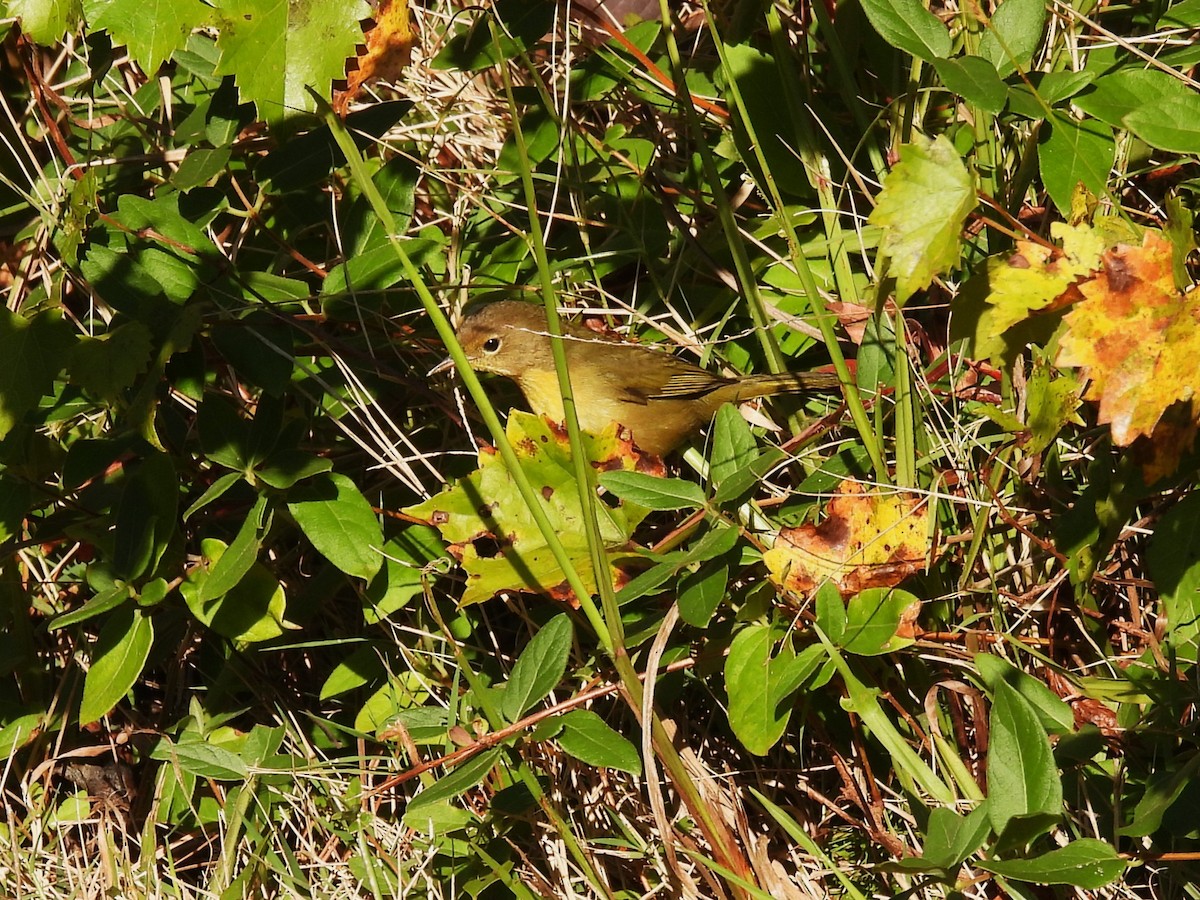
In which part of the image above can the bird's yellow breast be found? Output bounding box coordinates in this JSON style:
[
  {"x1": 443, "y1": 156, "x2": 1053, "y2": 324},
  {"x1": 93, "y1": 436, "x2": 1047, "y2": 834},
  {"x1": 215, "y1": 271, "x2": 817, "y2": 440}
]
[{"x1": 518, "y1": 368, "x2": 642, "y2": 437}]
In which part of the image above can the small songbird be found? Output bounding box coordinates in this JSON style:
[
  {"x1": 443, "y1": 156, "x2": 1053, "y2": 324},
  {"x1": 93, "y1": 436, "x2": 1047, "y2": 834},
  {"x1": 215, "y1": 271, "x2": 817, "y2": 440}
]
[{"x1": 439, "y1": 301, "x2": 841, "y2": 456}]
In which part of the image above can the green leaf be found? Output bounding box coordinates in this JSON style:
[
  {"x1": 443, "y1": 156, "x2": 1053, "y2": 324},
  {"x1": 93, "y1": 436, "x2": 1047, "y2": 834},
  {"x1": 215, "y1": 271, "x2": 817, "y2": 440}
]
[
  {"x1": 83, "y1": 0, "x2": 210, "y2": 73},
  {"x1": 255, "y1": 451, "x2": 332, "y2": 490},
  {"x1": 1038, "y1": 115, "x2": 1114, "y2": 215},
  {"x1": 677, "y1": 558, "x2": 729, "y2": 628},
  {"x1": 556, "y1": 710, "x2": 641, "y2": 775},
  {"x1": 1147, "y1": 492, "x2": 1200, "y2": 651},
  {"x1": 320, "y1": 645, "x2": 384, "y2": 701},
  {"x1": 840, "y1": 588, "x2": 919, "y2": 656},
  {"x1": 709, "y1": 403, "x2": 758, "y2": 488},
  {"x1": 183, "y1": 471, "x2": 243, "y2": 521},
  {"x1": 9, "y1": 0, "x2": 83, "y2": 44},
  {"x1": 200, "y1": 494, "x2": 272, "y2": 603},
  {"x1": 977, "y1": 839, "x2": 1127, "y2": 888},
  {"x1": 1075, "y1": 69, "x2": 1196, "y2": 130},
  {"x1": 403, "y1": 748, "x2": 505, "y2": 827},
  {"x1": 977, "y1": 0, "x2": 1046, "y2": 77},
  {"x1": 150, "y1": 736, "x2": 248, "y2": 781},
  {"x1": 212, "y1": 0, "x2": 370, "y2": 122},
  {"x1": 1025, "y1": 352, "x2": 1083, "y2": 455},
  {"x1": 987, "y1": 680, "x2": 1062, "y2": 845},
  {"x1": 49, "y1": 584, "x2": 129, "y2": 630},
  {"x1": 726, "y1": 625, "x2": 820, "y2": 755},
  {"x1": 1124, "y1": 94, "x2": 1200, "y2": 153},
  {"x1": 112, "y1": 451, "x2": 178, "y2": 581},
  {"x1": 815, "y1": 581, "x2": 847, "y2": 643},
  {"x1": 1118, "y1": 754, "x2": 1200, "y2": 837},
  {"x1": 181, "y1": 538, "x2": 291, "y2": 643},
  {"x1": 0, "y1": 307, "x2": 74, "y2": 439},
  {"x1": 431, "y1": 0, "x2": 555, "y2": 72},
  {"x1": 79, "y1": 604, "x2": 153, "y2": 724},
  {"x1": 974, "y1": 653, "x2": 1075, "y2": 733},
  {"x1": 597, "y1": 471, "x2": 706, "y2": 510},
  {"x1": 68, "y1": 322, "x2": 153, "y2": 401},
  {"x1": 501, "y1": 614, "x2": 573, "y2": 723},
  {"x1": 363, "y1": 528, "x2": 443, "y2": 624},
  {"x1": 342, "y1": 155, "x2": 418, "y2": 255},
  {"x1": 869, "y1": 133, "x2": 976, "y2": 304},
  {"x1": 0, "y1": 475, "x2": 31, "y2": 544},
  {"x1": 0, "y1": 708, "x2": 48, "y2": 759},
  {"x1": 171, "y1": 147, "x2": 232, "y2": 191},
  {"x1": 906, "y1": 805, "x2": 991, "y2": 871},
  {"x1": 287, "y1": 473, "x2": 384, "y2": 581},
  {"x1": 934, "y1": 56, "x2": 1007, "y2": 114},
  {"x1": 858, "y1": 0, "x2": 952, "y2": 62},
  {"x1": 209, "y1": 313, "x2": 295, "y2": 396},
  {"x1": 198, "y1": 395, "x2": 254, "y2": 472}
]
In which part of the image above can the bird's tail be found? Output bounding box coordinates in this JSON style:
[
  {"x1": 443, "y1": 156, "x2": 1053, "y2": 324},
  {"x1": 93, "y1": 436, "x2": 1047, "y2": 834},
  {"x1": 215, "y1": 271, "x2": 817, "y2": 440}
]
[{"x1": 731, "y1": 370, "x2": 844, "y2": 402}]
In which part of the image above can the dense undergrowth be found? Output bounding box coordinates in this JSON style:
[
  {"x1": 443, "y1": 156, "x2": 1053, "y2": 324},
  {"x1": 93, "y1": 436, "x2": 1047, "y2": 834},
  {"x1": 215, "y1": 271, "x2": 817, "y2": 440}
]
[{"x1": 1, "y1": 0, "x2": 1200, "y2": 897}]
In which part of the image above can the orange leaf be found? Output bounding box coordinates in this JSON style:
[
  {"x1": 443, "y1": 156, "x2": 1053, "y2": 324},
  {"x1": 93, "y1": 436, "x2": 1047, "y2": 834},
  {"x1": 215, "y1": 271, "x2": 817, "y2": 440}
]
[
  {"x1": 337, "y1": 0, "x2": 416, "y2": 115},
  {"x1": 763, "y1": 480, "x2": 930, "y2": 598},
  {"x1": 1057, "y1": 231, "x2": 1200, "y2": 447}
]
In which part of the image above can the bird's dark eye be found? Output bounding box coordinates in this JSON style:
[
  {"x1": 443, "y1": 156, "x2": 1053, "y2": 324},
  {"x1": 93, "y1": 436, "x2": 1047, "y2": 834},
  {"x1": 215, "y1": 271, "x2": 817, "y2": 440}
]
[{"x1": 482, "y1": 337, "x2": 501, "y2": 353}]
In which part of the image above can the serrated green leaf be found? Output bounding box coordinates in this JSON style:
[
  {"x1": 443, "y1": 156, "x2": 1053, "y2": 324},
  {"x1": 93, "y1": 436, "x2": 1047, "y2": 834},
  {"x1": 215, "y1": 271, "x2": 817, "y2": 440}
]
[
  {"x1": 870, "y1": 133, "x2": 975, "y2": 303},
  {"x1": 68, "y1": 322, "x2": 153, "y2": 401},
  {"x1": 83, "y1": 0, "x2": 210, "y2": 73},
  {"x1": 212, "y1": 0, "x2": 370, "y2": 122},
  {"x1": 10, "y1": 0, "x2": 82, "y2": 44},
  {"x1": 0, "y1": 308, "x2": 74, "y2": 439}
]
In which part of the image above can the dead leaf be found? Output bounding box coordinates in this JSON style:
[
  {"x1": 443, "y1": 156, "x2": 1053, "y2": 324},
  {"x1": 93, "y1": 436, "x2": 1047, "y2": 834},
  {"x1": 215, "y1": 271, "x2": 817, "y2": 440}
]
[
  {"x1": 336, "y1": 0, "x2": 417, "y2": 116},
  {"x1": 763, "y1": 480, "x2": 930, "y2": 598}
]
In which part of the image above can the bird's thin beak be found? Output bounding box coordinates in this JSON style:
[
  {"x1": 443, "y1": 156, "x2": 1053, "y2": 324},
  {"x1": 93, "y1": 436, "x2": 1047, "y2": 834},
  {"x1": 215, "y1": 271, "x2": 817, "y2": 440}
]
[{"x1": 428, "y1": 356, "x2": 456, "y2": 377}]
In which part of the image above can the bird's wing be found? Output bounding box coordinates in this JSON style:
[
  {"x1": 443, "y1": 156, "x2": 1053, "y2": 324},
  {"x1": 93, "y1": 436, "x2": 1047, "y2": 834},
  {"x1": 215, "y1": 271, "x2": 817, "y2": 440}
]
[{"x1": 618, "y1": 352, "x2": 731, "y2": 403}]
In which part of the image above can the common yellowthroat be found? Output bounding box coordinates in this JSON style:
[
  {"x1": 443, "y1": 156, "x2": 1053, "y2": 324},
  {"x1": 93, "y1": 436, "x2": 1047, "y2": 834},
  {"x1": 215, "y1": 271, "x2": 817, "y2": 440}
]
[{"x1": 439, "y1": 301, "x2": 841, "y2": 456}]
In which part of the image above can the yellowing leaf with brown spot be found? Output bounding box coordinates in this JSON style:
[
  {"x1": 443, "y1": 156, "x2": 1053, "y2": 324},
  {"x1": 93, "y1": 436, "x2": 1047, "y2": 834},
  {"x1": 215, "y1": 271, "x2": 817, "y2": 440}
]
[
  {"x1": 1057, "y1": 232, "x2": 1200, "y2": 447},
  {"x1": 404, "y1": 412, "x2": 659, "y2": 605},
  {"x1": 764, "y1": 480, "x2": 930, "y2": 598},
  {"x1": 962, "y1": 222, "x2": 1103, "y2": 361}
]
